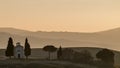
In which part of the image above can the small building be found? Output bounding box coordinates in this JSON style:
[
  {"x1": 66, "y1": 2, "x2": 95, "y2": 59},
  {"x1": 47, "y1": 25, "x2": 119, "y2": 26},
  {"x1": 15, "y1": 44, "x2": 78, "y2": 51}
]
[{"x1": 14, "y1": 42, "x2": 24, "y2": 59}]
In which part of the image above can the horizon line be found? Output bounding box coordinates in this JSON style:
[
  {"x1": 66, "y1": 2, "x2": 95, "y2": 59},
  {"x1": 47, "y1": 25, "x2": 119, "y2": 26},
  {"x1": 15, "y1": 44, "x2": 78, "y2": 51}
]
[{"x1": 0, "y1": 27, "x2": 119, "y2": 33}]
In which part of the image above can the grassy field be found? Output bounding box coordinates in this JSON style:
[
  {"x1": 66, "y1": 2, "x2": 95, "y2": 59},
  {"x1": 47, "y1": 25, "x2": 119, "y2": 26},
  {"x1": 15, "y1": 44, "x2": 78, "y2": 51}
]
[{"x1": 0, "y1": 60, "x2": 98, "y2": 68}]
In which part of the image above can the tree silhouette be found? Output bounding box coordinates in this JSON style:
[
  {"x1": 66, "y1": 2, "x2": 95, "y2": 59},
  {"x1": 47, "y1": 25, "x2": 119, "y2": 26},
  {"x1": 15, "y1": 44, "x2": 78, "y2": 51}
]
[
  {"x1": 96, "y1": 49, "x2": 115, "y2": 64},
  {"x1": 43, "y1": 45, "x2": 57, "y2": 60},
  {"x1": 57, "y1": 46, "x2": 62, "y2": 60},
  {"x1": 5, "y1": 37, "x2": 14, "y2": 58},
  {"x1": 24, "y1": 38, "x2": 31, "y2": 59}
]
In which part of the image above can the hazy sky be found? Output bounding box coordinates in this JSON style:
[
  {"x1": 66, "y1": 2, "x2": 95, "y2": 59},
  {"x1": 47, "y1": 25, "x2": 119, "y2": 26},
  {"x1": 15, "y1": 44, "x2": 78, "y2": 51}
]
[{"x1": 0, "y1": 0, "x2": 120, "y2": 32}]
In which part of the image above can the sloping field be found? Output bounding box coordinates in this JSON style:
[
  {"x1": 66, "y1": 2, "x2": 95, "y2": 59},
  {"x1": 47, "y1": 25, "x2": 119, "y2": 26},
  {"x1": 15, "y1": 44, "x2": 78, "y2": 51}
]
[{"x1": 0, "y1": 47, "x2": 120, "y2": 66}]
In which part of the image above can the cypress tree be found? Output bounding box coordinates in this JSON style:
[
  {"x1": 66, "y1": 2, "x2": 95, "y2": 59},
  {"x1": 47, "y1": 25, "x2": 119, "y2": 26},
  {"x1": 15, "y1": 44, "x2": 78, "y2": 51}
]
[
  {"x1": 24, "y1": 38, "x2": 31, "y2": 59},
  {"x1": 57, "y1": 46, "x2": 62, "y2": 60},
  {"x1": 5, "y1": 37, "x2": 14, "y2": 59}
]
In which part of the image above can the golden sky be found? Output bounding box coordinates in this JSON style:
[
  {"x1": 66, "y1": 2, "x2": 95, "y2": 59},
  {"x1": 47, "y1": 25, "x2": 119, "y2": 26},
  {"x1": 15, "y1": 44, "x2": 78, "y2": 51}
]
[{"x1": 0, "y1": 0, "x2": 120, "y2": 32}]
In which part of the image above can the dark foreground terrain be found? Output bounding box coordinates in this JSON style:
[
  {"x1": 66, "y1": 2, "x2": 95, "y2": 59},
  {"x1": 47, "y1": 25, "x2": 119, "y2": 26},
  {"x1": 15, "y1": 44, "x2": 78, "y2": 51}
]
[
  {"x1": 0, "y1": 60, "x2": 98, "y2": 68},
  {"x1": 0, "y1": 59, "x2": 116, "y2": 68}
]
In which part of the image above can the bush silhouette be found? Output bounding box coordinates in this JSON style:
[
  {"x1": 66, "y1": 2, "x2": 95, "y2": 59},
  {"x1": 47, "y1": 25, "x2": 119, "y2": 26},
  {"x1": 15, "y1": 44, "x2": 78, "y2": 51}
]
[
  {"x1": 73, "y1": 50, "x2": 93, "y2": 64},
  {"x1": 96, "y1": 49, "x2": 115, "y2": 64}
]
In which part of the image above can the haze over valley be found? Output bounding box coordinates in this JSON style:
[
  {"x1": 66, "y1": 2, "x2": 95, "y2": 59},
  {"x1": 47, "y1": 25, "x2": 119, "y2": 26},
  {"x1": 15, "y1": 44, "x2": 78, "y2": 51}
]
[{"x1": 0, "y1": 27, "x2": 120, "y2": 51}]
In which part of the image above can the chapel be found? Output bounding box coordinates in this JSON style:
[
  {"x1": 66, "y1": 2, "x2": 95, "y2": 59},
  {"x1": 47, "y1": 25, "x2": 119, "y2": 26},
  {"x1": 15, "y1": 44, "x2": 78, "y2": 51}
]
[{"x1": 14, "y1": 42, "x2": 24, "y2": 59}]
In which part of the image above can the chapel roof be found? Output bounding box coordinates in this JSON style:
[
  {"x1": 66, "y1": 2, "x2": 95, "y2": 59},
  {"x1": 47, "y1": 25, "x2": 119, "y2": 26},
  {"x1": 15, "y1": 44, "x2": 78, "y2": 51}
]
[{"x1": 15, "y1": 42, "x2": 23, "y2": 48}]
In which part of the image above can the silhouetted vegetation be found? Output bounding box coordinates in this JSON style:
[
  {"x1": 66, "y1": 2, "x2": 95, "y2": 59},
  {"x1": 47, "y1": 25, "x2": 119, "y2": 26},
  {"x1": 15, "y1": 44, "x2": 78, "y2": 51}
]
[
  {"x1": 43, "y1": 45, "x2": 57, "y2": 60},
  {"x1": 96, "y1": 49, "x2": 114, "y2": 64},
  {"x1": 61, "y1": 48, "x2": 74, "y2": 60},
  {"x1": 61, "y1": 48, "x2": 93, "y2": 64},
  {"x1": 96, "y1": 49, "x2": 115, "y2": 68},
  {"x1": 73, "y1": 50, "x2": 93, "y2": 64},
  {"x1": 24, "y1": 38, "x2": 31, "y2": 59},
  {"x1": 5, "y1": 37, "x2": 14, "y2": 58},
  {"x1": 57, "y1": 46, "x2": 62, "y2": 60}
]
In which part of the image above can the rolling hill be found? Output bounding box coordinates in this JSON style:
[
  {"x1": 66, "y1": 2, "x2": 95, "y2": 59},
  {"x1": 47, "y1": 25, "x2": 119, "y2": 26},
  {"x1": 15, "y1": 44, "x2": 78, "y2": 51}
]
[
  {"x1": 0, "y1": 27, "x2": 120, "y2": 51},
  {"x1": 0, "y1": 47, "x2": 120, "y2": 66}
]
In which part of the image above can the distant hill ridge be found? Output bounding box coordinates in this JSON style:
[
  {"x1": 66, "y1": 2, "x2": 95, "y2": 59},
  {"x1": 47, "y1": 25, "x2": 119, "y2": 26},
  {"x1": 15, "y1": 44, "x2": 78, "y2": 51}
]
[{"x1": 0, "y1": 27, "x2": 120, "y2": 51}]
